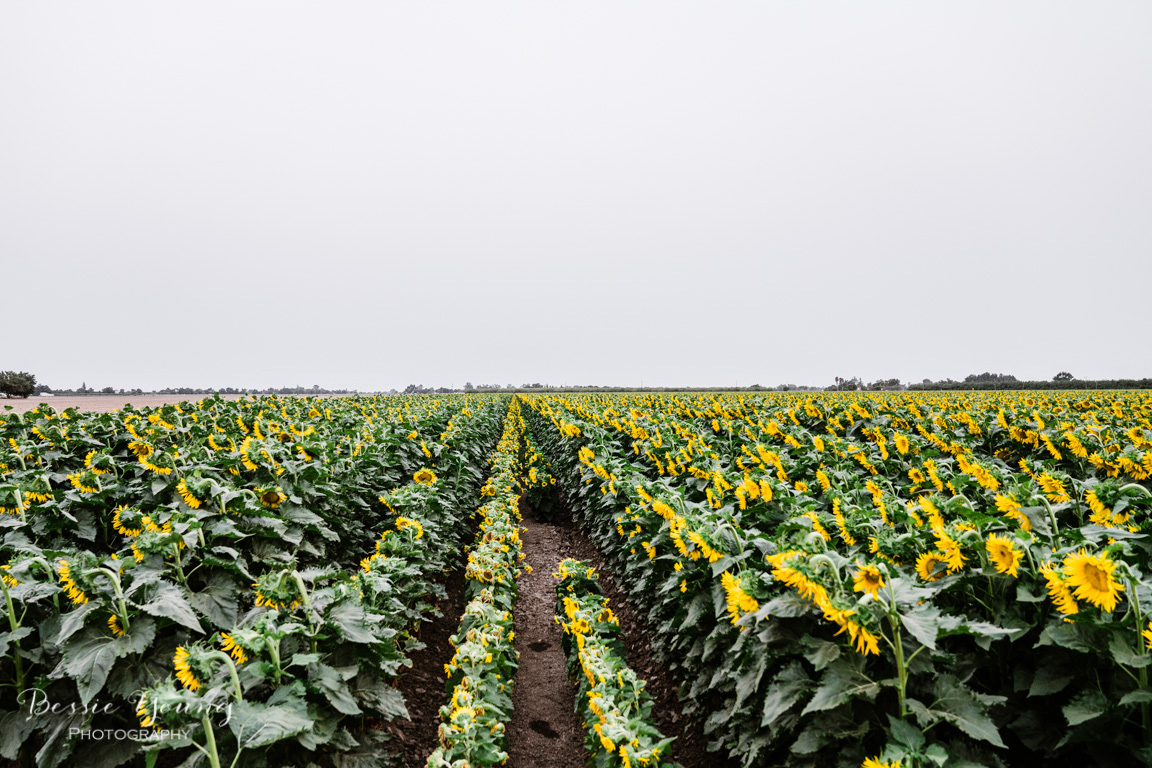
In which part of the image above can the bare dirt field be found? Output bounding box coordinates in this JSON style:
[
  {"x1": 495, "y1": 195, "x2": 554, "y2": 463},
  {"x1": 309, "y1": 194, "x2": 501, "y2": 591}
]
[{"x1": 1, "y1": 394, "x2": 250, "y2": 414}]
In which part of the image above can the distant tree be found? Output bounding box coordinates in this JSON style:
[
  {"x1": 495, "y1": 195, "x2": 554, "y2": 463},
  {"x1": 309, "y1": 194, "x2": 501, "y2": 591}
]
[
  {"x1": 964, "y1": 372, "x2": 1018, "y2": 383},
  {"x1": 1054, "y1": 371, "x2": 1074, "y2": 382},
  {"x1": 464, "y1": 382, "x2": 474, "y2": 391},
  {"x1": 100, "y1": 386, "x2": 115, "y2": 394},
  {"x1": 0, "y1": 371, "x2": 37, "y2": 398},
  {"x1": 829, "y1": 376, "x2": 863, "y2": 392}
]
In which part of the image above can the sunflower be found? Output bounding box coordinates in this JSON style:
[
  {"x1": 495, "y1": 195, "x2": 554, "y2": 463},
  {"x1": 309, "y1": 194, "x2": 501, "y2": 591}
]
[
  {"x1": 1143, "y1": 621, "x2": 1152, "y2": 651},
  {"x1": 110, "y1": 504, "x2": 144, "y2": 537},
  {"x1": 58, "y1": 560, "x2": 89, "y2": 605},
  {"x1": 934, "y1": 531, "x2": 967, "y2": 573},
  {"x1": 915, "y1": 552, "x2": 945, "y2": 582},
  {"x1": 893, "y1": 434, "x2": 910, "y2": 455},
  {"x1": 721, "y1": 570, "x2": 760, "y2": 629},
  {"x1": 219, "y1": 633, "x2": 249, "y2": 664},
  {"x1": 257, "y1": 487, "x2": 286, "y2": 508},
  {"x1": 413, "y1": 468, "x2": 437, "y2": 485},
  {"x1": 394, "y1": 516, "x2": 424, "y2": 539},
  {"x1": 985, "y1": 533, "x2": 1022, "y2": 577},
  {"x1": 173, "y1": 647, "x2": 201, "y2": 691},
  {"x1": 994, "y1": 493, "x2": 1031, "y2": 532},
  {"x1": 1040, "y1": 562, "x2": 1079, "y2": 615},
  {"x1": 862, "y1": 758, "x2": 901, "y2": 768},
  {"x1": 136, "y1": 693, "x2": 155, "y2": 729},
  {"x1": 853, "y1": 565, "x2": 885, "y2": 597},
  {"x1": 176, "y1": 479, "x2": 203, "y2": 509},
  {"x1": 1063, "y1": 549, "x2": 1124, "y2": 612}
]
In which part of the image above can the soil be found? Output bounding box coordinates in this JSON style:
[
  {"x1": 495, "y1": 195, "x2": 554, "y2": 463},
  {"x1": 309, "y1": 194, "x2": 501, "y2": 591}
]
[
  {"x1": 386, "y1": 560, "x2": 471, "y2": 767},
  {"x1": 505, "y1": 501, "x2": 729, "y2": 768},
  {"x1": 505, "y1": 508, "x2": 588, "y2": 768}
]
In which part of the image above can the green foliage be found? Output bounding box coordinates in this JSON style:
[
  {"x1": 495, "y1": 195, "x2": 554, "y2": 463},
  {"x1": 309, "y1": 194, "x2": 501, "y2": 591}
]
[
  {"x1": 524, "y1": 390, "x2": 1152, "y2": 767},
  {"x1": 0, "y1": 371, "x2": 36, "y2": 399},
  {"x1": 0, "y1": 393, "x2": 507, "y2": 767}
]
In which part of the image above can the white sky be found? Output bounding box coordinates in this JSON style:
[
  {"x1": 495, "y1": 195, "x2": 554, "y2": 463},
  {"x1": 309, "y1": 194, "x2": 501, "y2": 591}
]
[{"x1": 2, "y1": 3, "x2": 1149, "y2": 391}]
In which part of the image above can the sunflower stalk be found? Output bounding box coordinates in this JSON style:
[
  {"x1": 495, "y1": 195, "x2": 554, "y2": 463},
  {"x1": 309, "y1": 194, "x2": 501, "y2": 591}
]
[
  {"x1": 204, "y1": 650, "x2": 245, "y2": 702},
  {"x1": 197, "y1": 713, "x2": 223, "y2": 768},
  {"x1": 1, "y1": 576, "x2": 25, "y2": 691},
  {"x1": 84, "y1": 566, "x2": 131, "y2": 632},
  {"x1": 1126, "y1": 575, "x2": 1151, "y2": 743},
  {"x1": 291, "y1": 571, "x2": 318, "y2": 654},
  {"x1": 884, "y1": 579, "x2": 909, "y2": 720}
]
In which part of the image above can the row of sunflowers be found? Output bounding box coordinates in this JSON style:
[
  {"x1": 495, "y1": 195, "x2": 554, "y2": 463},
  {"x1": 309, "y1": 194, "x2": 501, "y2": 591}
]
[
  {"x1": 554, "y1": 558, "x2": 675, "y2": 768},
  {"x1": 522, "y1": 390, "x2": 1152, "y2": 768},
  {"x1": 1, "y1": 393, "x2": 507, "y2": 767},
  {"x1": 428, "y1": 397, "x2": 529, "y2": 768}
]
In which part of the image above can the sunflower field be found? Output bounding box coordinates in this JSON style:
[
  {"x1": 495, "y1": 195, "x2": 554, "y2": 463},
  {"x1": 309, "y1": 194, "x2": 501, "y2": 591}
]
[
  {"x1": 0, "y1": 394, "x2": 508, "y2": 767},
  {"x1": 3, "y1": 390, "x2": 1152, "y2": 768},
  {"x1": 523, "y1": 390, "x2": 1152, "y2": 768}
]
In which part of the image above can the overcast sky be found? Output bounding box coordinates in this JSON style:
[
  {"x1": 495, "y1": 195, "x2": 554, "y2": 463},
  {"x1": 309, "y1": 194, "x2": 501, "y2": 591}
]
[{"x1": 2, "y1": 3, "x2": 1149, "y2": 392}]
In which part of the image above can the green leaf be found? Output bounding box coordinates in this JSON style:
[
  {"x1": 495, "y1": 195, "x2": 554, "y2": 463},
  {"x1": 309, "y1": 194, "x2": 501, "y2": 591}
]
[
  {"x1": 352, "y1": 673, "x2": 409, "y2": 719},
  {"x1": 1109, "y1": 635, "x2": 1152, "y2": 668},
  {"x1": 138, "y1": 581, "x2": 203, "y2": 633},
  {"x1": 800, "y1": 638, "x2": 840, "y2": 671},
  {"x1": 928, "y1": 675, "x2": 1006, "y2": 748},
  {"x1": 1120, "y1": 688, "x2": 1152, "y2": 706},
  {"x1": 189, "y1": 573, "x2": 240, "y2": 630},
  {"x1": 325, "y1": 600, "x2": 379, "y2": 644},
  {"x1": 52, "y1": 601, "x2": 98, "y2": 645},
  {"x1": 308, "y1": 663, "x2": 362, "y2": 716},
  {"x1": 801, "y1": 658, "x2": 879, "y2": 715},
  {"x1": 1028, "y1": 664, "x2": 1073, "y2": 697},
  {"x1": 887, "y1": 714, "x2": 925, "y2": 750},
  {"x1": 900, "y1": 605, "x2": 941, "y2": 650},
  {"x1": 760, "y1": 662, "x2": 811, "y2": 726},
  {"x1": 0, "y1": 710, "x2": 36, "y2": 761},
  {"x1": 228, "y1": 699, "x2": 313, "y2": 749},
  {"x1": 1064, "y1": 689, "x2": 1108, "y2": 726},
  {"x1": 61, "y1": 619, "x2": 156, "y2": 705},
  {"x1": 0, "y1": 626, "x2": 33, "y2": 657}
]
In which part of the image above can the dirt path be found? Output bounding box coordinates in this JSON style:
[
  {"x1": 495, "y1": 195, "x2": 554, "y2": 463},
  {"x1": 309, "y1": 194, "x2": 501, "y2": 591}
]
[
  {"x1": 505, "y1": 509, "x2": 587, "y2": 768},
  {"x1": 386, "y1": 561, "x2": 470, "y2": 767}
]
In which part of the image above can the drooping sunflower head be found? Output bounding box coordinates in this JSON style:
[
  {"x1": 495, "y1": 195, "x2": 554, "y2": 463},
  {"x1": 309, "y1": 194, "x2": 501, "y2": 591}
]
[
  {"x1": 85, "y1": 450, "x2": 114, "y2": 475},
  {"x1": 413, "y1": 468, "x2": 437, "y2": 486},
  {"x1": 256, "y1": 486, "x2": 287, "y2": 508},
  {"x1": 57, "y1": 559, "x2": 92, "y2": 605},
  {"x1": 173, "y1": 645, "x2": 206, "y2": 691},
  {"x1": 852, "y1": 565, "x2": 885, "y2": 597},
  {"x1": 252, "y1": 568, "x2": 303, "y2": 612},
  {"x1": 985, "y1": 533, "x2": 1022, "y2": 578},
  {"x1": 112, "y1": 505, "x2": 146, "y2": 537},
  {"x1": 1063, "y1": 549, "x2": 1124, "y2": 612},
  {"x1": 915, "y1": 552, "x2": 946, "y2": 582},
  {"x1": 219, "y1": 630, "x2": 262, "y2": 665}
]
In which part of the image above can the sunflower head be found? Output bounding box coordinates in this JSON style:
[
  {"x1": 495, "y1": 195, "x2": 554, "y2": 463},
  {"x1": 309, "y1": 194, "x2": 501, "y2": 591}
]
[
  {"x1": 985, "y1": 533, "x2": 1022, "y2": 577},
  {"x1": 852, "y1": 565, "x2": 885, "y2": 597},
  {"x1": 256, "y1": 487, "x2": 287, "y2": 508},
  {"x1": 1063, "y1": 549, "x2": 1124, "y2": 612},
  {"x1": 173, "y1": 645, "x2": 209, "y2": 691},
  {"x1": 252, "y1": 568, "x2": 303, "y2": 612},
  {"x1": 915, "y1": 552, "x2": 946, "y2": 582},
  {"x1": 413, "y1": 468, "x2": 437, "y2": 486}
]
